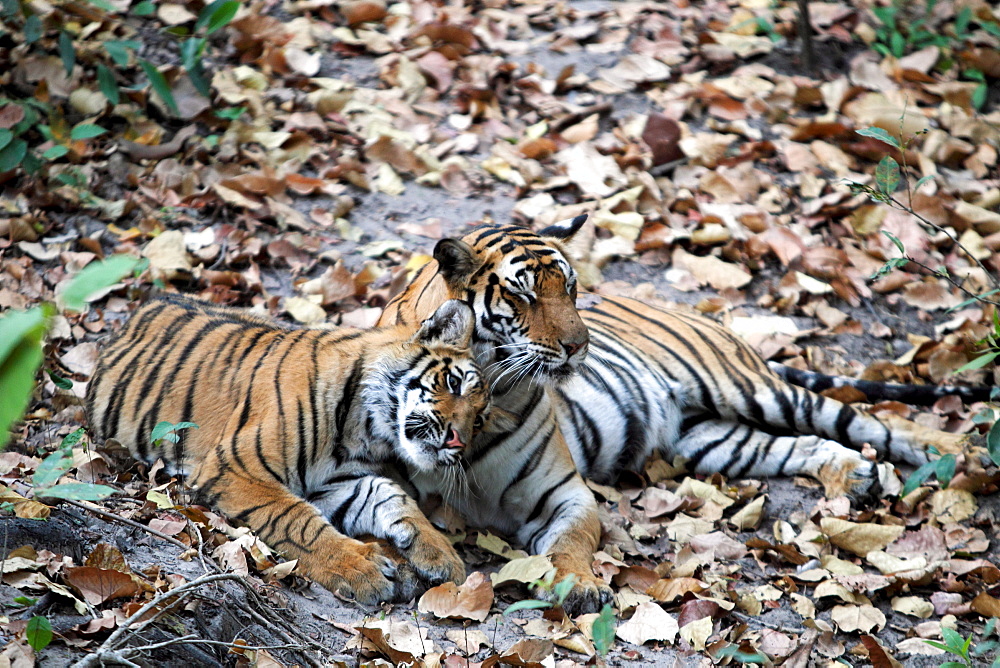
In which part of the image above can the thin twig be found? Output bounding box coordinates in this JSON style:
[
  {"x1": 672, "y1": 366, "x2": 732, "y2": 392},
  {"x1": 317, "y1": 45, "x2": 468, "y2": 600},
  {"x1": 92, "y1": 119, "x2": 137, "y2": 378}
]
[
  {"x1": 887, "y1": 193, "x2": 1000, "y2": 291},
  {"x1": 59, "y1": 498, "x2": 190, "y2": 551},
  {"x1": 70, "y1": 573, "x2": 247, "y2": 668}
]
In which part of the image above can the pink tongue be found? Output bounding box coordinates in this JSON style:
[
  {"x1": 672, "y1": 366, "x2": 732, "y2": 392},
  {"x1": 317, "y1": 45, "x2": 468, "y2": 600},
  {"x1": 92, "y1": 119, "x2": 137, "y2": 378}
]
[{"x1": 446, "y1": 429, "x2": 464, "y2": 449}]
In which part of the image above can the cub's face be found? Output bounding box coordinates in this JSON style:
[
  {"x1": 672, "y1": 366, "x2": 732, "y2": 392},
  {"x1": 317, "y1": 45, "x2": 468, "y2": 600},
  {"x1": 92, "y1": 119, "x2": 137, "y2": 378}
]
[
  {"x1": 434, "y1": 221, "x2": 590, "y2": 387},
  {"x1": 368, "y1": 300, "x2": 490, "y2": 472},
  {"x1": 396, "y1": 351, "x2": 490, "y2": 471}
]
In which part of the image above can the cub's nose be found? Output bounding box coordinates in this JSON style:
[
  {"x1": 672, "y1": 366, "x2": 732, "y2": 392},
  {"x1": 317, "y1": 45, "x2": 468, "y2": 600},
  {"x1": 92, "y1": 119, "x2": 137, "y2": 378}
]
[
  {"x1": 443, "y1": 427, "x2": 465, "y2": 450},
  {"x1": 563, "y1": 340, "x2": 585, "y2": 357}
]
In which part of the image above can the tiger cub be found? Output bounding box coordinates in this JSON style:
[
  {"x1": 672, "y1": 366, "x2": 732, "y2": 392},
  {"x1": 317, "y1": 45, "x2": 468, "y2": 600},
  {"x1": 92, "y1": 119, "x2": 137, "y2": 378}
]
[{"x1": 87, "y1": 295, "x2": 488, "y2": 604}]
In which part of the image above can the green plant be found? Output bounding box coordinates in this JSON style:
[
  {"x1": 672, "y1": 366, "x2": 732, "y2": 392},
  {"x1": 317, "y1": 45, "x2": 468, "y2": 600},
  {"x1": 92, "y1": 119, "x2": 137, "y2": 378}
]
[
  {"x1": 871, "y1": 0, "x2": 950, "y2": 59},
  {"x1": 150, "y1": 421, "x2": 200, "y2": 448},
  {"x1": 715, "y1": 643, "x2": 767, "y2": 664},
  {"x1": 33, "y1": 428, "x2": 117, "y2": 501},
  {"x1": 503, "y1": 572, "x2": 578, "y2": 614},
  {"x1": 0, "y1": 255, "x2": 138, "y2": 450},
  {"x1": 591, "y1": 603, "x2": 616, "y2": 657},
  {"x1": 925, "y1": 623, "x2": 1000, "y2": 667},
  {"x1": 901, "y1": 448, "x2": 956, "y2": 497}
]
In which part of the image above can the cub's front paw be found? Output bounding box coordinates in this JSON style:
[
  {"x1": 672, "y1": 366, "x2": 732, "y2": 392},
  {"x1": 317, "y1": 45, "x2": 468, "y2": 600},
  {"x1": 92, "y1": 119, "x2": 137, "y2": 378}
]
[
  {"x1": 303, "y1": 540, "x2": 397, "y2": 605},
  {"x1": 819, "y1": 457, "x2": 881, "y2": 506},
  {"x1": 407, "y1": 532, "x2": 465, "y2": 586}
]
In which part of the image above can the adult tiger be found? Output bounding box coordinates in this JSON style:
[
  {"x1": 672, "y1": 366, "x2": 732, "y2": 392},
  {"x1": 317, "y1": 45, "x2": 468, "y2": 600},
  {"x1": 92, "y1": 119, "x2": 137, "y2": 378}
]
[
  {"x1": 378, "y1": 217, "x2": 970, "y2": 506},
  {"x1": 85, "y1": 295, "x2": 571, "y2": 607}
]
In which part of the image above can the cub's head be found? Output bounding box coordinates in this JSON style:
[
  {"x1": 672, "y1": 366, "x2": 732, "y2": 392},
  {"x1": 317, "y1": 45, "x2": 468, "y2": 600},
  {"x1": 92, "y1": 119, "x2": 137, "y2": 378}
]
[
  {"x1": 433, "y1": 216, "x2": 590, "y2": 386},
  {"x1": 369, "y1": 300, "x2": 491, "y2": 472}
]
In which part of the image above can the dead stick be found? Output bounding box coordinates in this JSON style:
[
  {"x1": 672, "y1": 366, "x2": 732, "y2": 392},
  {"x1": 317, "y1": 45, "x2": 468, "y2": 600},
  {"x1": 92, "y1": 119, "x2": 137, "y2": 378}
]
[
  {"x1": 796, "y1": 0, "x2": 815, "y2": 74},
  {"x1": 60, "y1": 498, "x2": 189, "y2": 551}
]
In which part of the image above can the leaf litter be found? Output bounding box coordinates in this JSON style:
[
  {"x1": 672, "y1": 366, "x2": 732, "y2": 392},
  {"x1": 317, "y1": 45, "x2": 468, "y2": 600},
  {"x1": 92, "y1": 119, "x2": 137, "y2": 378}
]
[{"x1": 2, "y1": 0, "x2": 1000, "y2": 665}]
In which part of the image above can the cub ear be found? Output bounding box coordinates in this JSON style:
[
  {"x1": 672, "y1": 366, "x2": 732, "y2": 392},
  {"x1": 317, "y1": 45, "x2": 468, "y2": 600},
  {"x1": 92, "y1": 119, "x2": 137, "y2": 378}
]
[
  {"x1": 538, "y1": 213, "x2": 587, "y2": 241},
  {"x1": 434, "y1": 238, "x2": 479, "y2": 288},
  {"x1": 412, "y1": 299, "x2": 474, "y2": 349},
  {"x1": 480, "y1": 407, "x2": 519, "y2": 434}
]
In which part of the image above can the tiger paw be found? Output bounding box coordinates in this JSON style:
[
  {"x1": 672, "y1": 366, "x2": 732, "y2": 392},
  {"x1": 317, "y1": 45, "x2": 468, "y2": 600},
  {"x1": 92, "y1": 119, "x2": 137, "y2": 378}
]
[
  {"x1": 388, "y1": 517, "x2": 465, "y2": 586},
  {"x1": 533, "y1": 570, "x2": 614, "y2": 616},
  {"x1": 819, "y1": 457, "x2": 881, "y2": 506},
  {"x1": 302, "y1": 539, "x2": 398, "y2": 605}
]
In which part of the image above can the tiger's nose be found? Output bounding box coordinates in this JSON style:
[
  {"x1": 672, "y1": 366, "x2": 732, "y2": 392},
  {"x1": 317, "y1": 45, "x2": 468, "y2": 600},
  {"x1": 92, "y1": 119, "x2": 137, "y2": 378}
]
[{"x1": 563, "y1": 340, "x2": 585, "y2": 357}]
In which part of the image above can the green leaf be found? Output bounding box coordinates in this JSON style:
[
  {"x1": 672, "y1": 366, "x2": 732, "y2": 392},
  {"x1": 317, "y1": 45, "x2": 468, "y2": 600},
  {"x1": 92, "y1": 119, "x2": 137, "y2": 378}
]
[
  {"x1": 133, "y1": 0, "x2": 155, "y2": 15},
  {"x1": 0, "y1": 306, "x2": 49, "y2": 450},
  {"x1": 592, "y1": 603, "x2": 616, "y2": 657},
  {"x1": 70, "y1": 124, "x2": 107, "y2": 140},
  {"x1": 198, "y1": 0, "x2": 240, "y2": 35},
  {"x1": 973, "y1": 83, "x2": 987, "y2": 110},
  {"x1": 881, "y1": 230, "x2": 905, "y2": 254},
  {"x1": 140, "y1": 60, "x2": 179, "y2": 115},
  {"x1": 37, "y1": 482, "x2": 117, "y2": 501},
  {"x1": 715, "y1": 645, "x2": 768, "y2": 664},
  {"x1": 956, "y1": 7, "x2": 972, "y2": 36},
  {"x1": 902, "y1": 459, "x2": 937, "y2": 497},
  {"x1": 97, "y1": 64, "x2": 120, "y2": 105},
  {"x1": 938, "y1": 663, "x2": 968, "y2": 668},
  {"x1": 953, "y1": 351, "x2": 1000, "y2": 373},
  {"x1": 103, "y1": 40, "x2": 141, "y2": 66},
  {"x1": 33, "y1": 445, "x2": 74, "y2": 488},
  {"x1": 84, "y1": 0, "x2": 117, "y2": 10},
  {"x1": 42, "y1": 145, "x2": 69, "y2": 160},
  {"x1": 13, "y1": 596, "x2": 38, "y2": 606},
  {"x1": 150, "y1": 420, "x2": 198, "y2": 445},
  {"x1": 503, "y1": 599, "x2": 553, "y2": 615},
  {"x1": 890, "y1": 31, "x2": 904, "y2": 58},
  {"x1": 552, "y1": 574, "x2": 577, "y2": 605},
  {"x1": 913, "y1": 175, "x2": 935, "y2": 192},
  {"x1": 0, "y1": 128, "x2": 11, "y2": 152},
  {"x1": 25, "y1": 616, "x2": 52, "y2": 651},
  {"x1": 984, "y1": 618, "x2": 998, "y2": 638},
  {"x1": 214, "y1": 106, "x2": 246, "y2": 121},
  {"x1": 934, "y1": 454, "x2": 956, "y2": 487},
  {"x1": 57, "y1": 255, "x2": 139, "y2": 312},
  {"x1": 874, "y1": 155, "x2": 900, "y2": 195},
  {"x1": 856, "y1": 127, "x2": 901, "y2": 149},
  {"x1": 0, "y1": 138, "x2": 28, "y2": 171},
  {"x1": 24, "y1": 14, "x2": 42, "y2": 43},
  {"x1": 941, "y1": 627, "x2": 966, "y2": 652},
  {"x1": 186, "y1": 65, "x2": 211, "y2": 98},
  {"x1": 46, "y1": 370, "x2": 73, "y2": 389},
  {"x1": 62, "y1": 427, "x2": 86, "y2": 449},
  {"x1": 58, "y1": 31, "x2": 76, "y2": 76}
]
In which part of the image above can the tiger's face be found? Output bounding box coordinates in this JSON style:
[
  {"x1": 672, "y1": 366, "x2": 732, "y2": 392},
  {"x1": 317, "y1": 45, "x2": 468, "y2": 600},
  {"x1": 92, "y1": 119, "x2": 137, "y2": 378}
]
[
  {"x1": 433, "y1": 219, "x2": 590, "y2": 388},
  {"x1": 368, "y1": 300, "x2": 492, "y2": 472}
]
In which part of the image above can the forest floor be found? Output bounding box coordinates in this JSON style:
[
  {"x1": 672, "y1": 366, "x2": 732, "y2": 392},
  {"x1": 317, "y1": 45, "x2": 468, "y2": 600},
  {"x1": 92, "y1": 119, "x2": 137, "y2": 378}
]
[{"x1": 2, "y1": 0, "x2": 1000, "y2": 665}]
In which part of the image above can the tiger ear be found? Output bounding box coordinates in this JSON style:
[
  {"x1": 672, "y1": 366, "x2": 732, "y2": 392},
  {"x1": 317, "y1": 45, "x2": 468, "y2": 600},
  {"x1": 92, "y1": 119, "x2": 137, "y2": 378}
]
[
  {"x1": 434, "y1": 238, "x2": 479, "y2": 288},
  {"x1": 538, "y1": 213, "x2": 588, "y2": 241},
  {"x1": 412, "y1": 299, "x2": 474, "y2": 349}
]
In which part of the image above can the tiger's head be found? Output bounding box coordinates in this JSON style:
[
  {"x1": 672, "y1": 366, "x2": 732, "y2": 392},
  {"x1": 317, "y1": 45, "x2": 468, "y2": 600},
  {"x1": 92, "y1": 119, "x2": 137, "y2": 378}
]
[
  {"x1": 431, "y1": 216, "x2": 590, "y2": 388},
  {"x1": 367, "y1": 300, "x2": 491, "y2": 472}
]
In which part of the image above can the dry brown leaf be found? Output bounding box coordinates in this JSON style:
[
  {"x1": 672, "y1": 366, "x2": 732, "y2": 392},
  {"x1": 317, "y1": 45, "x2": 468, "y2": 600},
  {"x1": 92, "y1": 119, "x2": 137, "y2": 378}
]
[
  {"x1": 63, "y1": 566, "x2": 141, "y2": 606},
  {"x1": 820, "y1": 518, "x2": 903, "y2": 557},
  {"x1": 672, "y1": 248, "x2": 751, "y2": 291},
  {"x1": 418, "y1": 571, "x2": 494, "y2": 622},
  {"x1": 615, "y1": 601, "x2": 678, "y2": 645},
  {"x1": 829, "y1": 604, "x2": 885, "y2": 633},
  {"x1": 491, "y1": 555, "x2": 553, "y2": 587}
]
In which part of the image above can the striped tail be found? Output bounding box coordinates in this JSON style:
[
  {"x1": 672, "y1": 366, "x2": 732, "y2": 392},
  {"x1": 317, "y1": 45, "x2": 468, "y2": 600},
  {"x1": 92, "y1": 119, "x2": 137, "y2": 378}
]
[{"x1": 770, "y1": 363, "x2": 993, "y2": 406}]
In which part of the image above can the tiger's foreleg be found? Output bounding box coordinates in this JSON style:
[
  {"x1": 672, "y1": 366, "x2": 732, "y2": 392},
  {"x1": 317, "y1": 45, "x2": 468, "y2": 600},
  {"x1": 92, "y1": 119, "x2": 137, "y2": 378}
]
[
  {"x1": 513, "y1": 473, "x2": 613, "y2": 615},
  {"x1": 676, "y1": 419, "x2": 883, "y2": 501},
  {"x1": 309, "y1": 467, "x2": 465, "y2": 591},
  {"x1": 195, "y1": 461, "x2": 398, "y2": 605}
]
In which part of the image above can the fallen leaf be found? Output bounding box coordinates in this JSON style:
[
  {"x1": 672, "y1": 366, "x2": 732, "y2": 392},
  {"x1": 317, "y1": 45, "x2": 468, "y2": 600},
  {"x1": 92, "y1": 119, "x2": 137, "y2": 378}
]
[
  {"x1": 615, "y1": 601, "x2": 678, "y2": 645},
  {"x1": 820, "y1": 518, "x2": 903, "y2": 557},
  {"x1": 418, "y1": 571, "x2": 494, "y2": 622}
]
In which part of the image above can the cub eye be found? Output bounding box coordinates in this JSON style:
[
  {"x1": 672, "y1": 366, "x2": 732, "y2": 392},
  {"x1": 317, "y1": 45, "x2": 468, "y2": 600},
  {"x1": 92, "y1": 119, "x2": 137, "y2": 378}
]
[
  {"x1": 473, "y1": 415, "x2": 485, "y2": 430},
  {"x1": 446, "y1": 374, "x2": 462, "y2": 394}
]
